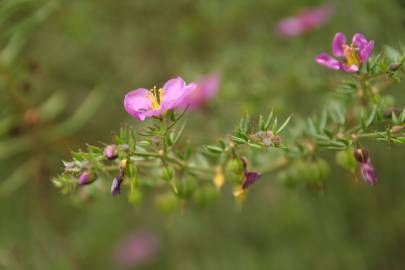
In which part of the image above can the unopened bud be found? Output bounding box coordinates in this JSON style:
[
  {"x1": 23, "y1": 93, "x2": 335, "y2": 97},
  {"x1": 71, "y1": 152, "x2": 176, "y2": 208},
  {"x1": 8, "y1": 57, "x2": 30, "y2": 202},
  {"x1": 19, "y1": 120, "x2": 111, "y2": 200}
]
[
  {"x1": 226, "y1": 159, "x2": 243, "y2": 175},
  {"x1": 111, "y1": 174, "x2": 124, "y2": 196},
  {"x1": 104, "y1": 145, "x2": 118, "y2": 160},
  {"x1": 160, "y1": 167, "x2": 175, "y2": 181},
  {"x1": 383, "y1": 107, "x2": 402, "y2": 119},
  {"x1": 391, "y1": 125, "x2": 405, "y2": 133},
  {"x1": 388, "y1": 63, "x2": 401, "y2": 72},
  {"x1": 79, "y1": 171, "x2": 94, "y2": 186},
  {"x1": 353, "y1": 148, "x2": 369, "y2": 163},
  {"x1": 213, "y1": 166, "x2": 225, "y2": 190}
]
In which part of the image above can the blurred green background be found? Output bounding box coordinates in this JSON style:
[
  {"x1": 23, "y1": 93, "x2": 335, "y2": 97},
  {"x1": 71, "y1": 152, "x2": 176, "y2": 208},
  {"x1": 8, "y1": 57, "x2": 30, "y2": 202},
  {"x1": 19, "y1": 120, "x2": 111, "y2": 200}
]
[{"x1": 1, "y1": 0, "x2": 405, "y2": 269}]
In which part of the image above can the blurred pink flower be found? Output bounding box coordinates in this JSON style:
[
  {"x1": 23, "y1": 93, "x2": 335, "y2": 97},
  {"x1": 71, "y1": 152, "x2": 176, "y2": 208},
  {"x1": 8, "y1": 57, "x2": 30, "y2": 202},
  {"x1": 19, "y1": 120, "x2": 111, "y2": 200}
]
[
  {"x1": 275, "y1": 4, "x2": 334, "y2": 38},
  {"x1": 180, "y1": 73, "x2": 220, "y2": 109},
  {"x1": 113, "y1": 231, "x2": 160, "y2": 268}
]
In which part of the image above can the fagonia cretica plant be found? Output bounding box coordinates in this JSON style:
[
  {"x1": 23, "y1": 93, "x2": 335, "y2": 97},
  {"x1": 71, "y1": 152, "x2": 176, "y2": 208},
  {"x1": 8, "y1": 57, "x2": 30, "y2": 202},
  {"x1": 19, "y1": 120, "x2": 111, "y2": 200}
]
[{"x1": 53, "y1": 32, "x2": 405, "y2": 211}]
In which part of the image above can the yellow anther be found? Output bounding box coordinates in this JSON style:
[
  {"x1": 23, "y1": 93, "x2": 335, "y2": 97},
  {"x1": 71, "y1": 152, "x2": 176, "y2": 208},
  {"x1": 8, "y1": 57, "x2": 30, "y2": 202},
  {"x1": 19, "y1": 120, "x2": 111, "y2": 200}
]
[
  {"x1": 145, "y1": 86, "x2": 164, "y2": 109},
  {"x1": 343, "y1": 43, "x2": 361, "y2": 67}
]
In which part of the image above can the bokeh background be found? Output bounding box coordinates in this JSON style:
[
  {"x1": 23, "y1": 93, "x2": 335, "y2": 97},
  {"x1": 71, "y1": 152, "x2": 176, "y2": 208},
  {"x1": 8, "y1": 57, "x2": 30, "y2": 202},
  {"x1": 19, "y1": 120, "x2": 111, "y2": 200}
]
[{"x1": 1, "y1": 0, "x2": 405, "y2": 269}]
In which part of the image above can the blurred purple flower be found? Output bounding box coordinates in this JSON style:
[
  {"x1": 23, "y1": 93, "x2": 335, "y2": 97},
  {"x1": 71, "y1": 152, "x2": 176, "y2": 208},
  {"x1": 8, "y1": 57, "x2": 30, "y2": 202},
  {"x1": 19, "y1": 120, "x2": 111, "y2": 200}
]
[
  {"x1": 316, "y1": 32, "x2": 374, "y2": 73},
  {"x1": 124, "y1": 77, "x2": 197, "y2": 121},
  {"x1": 354, "y1": 148, "x2": 377, "y2": 186},
  {"x1": 180, "y1": 73, "x2": 220, "y2": 109},
  {"x1": 113, "y1": 231, "x2": 159, "y2": 268},
  {"x1": 275, "y1": 4, "x2": 334, "y2": 38},
  {"x1": 79, "y1": 171, "x2": 94, "y2": 186}
]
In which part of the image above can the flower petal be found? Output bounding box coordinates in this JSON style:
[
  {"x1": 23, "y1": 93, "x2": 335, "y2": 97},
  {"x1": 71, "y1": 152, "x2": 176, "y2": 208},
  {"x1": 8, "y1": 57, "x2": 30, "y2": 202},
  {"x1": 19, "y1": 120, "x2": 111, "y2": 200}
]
[
  {"x1": 162, "y1": 77, "x2": 186, "y2": 97},
  {"x1": 352, "y1": 33, "x2": 368, "y2": 48},
  {"x1": 341, "y1": 64, "x2": 359, "y2": 73},
  {"x1": 332, "y1": 32, "x2": 347, "y2": 57},
  {"x1": 315, "y1": 53, "x2": 342, "y2": 70},
  {"x1": 359, "y1": 41, "x2": 374, "y2": 63},
  {"x1": 160, "y1": 77, "x2": 188, "y2": 110},
  {"x1": 360, "y1": 161, "x2": 377, "y2": 187},
  {"x1": 173, "y1": 82, "x2": 198, "y2": 109},
  {"x1": 124, "y1": 88, "x2": 152, "y2": 121}
]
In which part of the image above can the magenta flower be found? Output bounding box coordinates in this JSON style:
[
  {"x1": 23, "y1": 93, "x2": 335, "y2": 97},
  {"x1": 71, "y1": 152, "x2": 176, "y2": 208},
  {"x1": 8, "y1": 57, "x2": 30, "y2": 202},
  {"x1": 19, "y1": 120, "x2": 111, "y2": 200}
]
[
  {"x1": 275, "y1": 4, "x2": 334, "y2": 38},
  {"x1": 113, "y1": 231, "x2": 159, "y2": 268},
  {"x1": 316, "y1": 32, "x2": 374, "y2": 73},
  {"x1": 353, "y1": 148, "x2": 377, "y2": 186},
  {"x1": 180, "y1": 73, "x2": 220, "y2": 109},
  {"x1": 124, "y1": 77, "x2": 197, "y2": 121}
]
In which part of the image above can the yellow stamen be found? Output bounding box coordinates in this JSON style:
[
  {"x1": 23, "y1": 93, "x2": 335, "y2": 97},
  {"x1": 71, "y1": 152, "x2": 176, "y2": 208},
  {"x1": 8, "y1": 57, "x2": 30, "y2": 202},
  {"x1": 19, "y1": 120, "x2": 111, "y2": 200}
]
[
  {"x1": 343, "y1": 43, "x2": 361, "y2": 67},
  {"x1": 145, "y1": 86, "x2": 164, "y2": 109}
]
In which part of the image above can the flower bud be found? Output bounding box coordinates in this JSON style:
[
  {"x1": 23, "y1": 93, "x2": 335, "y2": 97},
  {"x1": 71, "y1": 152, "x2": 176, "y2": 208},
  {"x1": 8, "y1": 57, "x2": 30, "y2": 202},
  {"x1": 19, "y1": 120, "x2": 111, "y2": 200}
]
[
  {"x1": 391, "y1": 125, "x2": 405, "y2": 134},
  {"x1": 104, "y1": 145, "x2": 118, "y2": 160},
  {"x1": 155, "y1": 192, "x2": 179, "y2": 213},
  {"x1": 383, "y1": 107, "x2": 402, "y2": 119},
  {"x1": 353, "y1": 148, "x2": 369, "y2": 163},
  {"x1": 213, "y1": 166, "x2": 225, "y2": 190},
  {"x1": 177, "y1": 178, "x2": 197, "y2": 199},
  {"x1": 111, "y1": 174, "x2": 124, "y2": 196},
  {"x1": 336, "y1": 148, "x2": 356, "y2": 172},
  {"x1": 388, "y1": 63, "x2": 401, "y2": 72},
  {"x1": 160, "y1": 167, "x2": 175, "y2": 181},
  {"x1": 193, "y1": 186, "x2": 218, "y2": 207},
  {"x1": 226, "y1": 159, "x2": 243, "y2": 175},
  {"x1": 79, "y1": 171, "x2": 94, "y2": 186}
]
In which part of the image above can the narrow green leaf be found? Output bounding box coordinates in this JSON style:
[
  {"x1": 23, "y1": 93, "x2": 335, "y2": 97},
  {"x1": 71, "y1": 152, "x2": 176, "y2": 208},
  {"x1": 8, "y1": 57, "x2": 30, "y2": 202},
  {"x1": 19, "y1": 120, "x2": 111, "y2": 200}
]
[{"x1": 276, "y1": 115, "x2": 292, "y2": 134}]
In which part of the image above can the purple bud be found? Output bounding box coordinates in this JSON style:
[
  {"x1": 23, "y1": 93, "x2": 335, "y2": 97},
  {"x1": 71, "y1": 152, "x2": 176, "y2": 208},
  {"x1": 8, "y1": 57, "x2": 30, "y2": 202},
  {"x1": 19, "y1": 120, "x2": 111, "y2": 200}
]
[
  {"x1": 360, "y1": 161, "x2": 377, "y2": 187},
  {"x1": 104, "y1": 144, "x2": 118, "y2": 160},
  {"x1": 353, "y1": 148, "x2": 369, "y2": 163},
  {"x1": 240, "y1": 156, "x2": 262, "y2": 190},
  {"x1": 111, "y1": 174, "x2": 124, "y2": 196},
  {"x1": 79, "y1": 171, "x2": 94, "y2": 186},
  {"x1": 354, "y1": 147, "x2": 377, "y2": 187},
  {"x1": 242, "y1": 171, "x2": 262, "y2": 190},
  {"x1": 383, "y1": 107, "x2": 402, "y2": 119}
]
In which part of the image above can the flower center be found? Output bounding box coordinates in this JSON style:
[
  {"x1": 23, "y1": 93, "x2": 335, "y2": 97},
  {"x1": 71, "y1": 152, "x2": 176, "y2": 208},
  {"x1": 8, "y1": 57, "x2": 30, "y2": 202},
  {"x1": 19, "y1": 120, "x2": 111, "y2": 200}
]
[
  {"x1": 145, "y1": 86, "x2": 164, "y2": 109},
  {"x1": 343, "y1": 43, "x2": 361, "y2": 68}
]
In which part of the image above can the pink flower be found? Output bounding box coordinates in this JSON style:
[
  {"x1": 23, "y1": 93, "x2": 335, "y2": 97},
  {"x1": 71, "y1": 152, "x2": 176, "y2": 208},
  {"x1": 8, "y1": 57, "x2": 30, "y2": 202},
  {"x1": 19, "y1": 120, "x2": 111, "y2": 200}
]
[
  {"x1": 275, "y1": 4, "x2": 334, "y2": 38},
  {"x1": 124, "y1": 77, "x2": 197, "y2": 121},
  {"x1": 113, "y1": 231, "x2": 159, "y2": 268},
  {"x1": 316, "y1": 32, "x2": 374, "y2": 73},
  {"x1": 180, "y1": 73, "x2": 220, "y2": 109}
]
